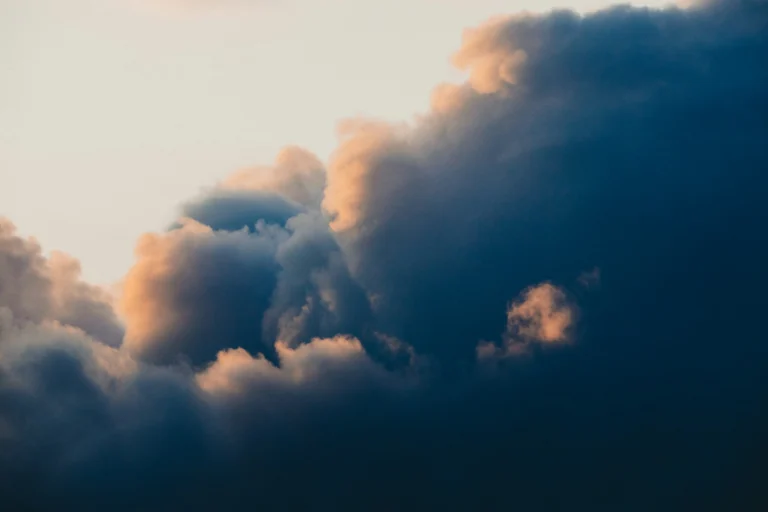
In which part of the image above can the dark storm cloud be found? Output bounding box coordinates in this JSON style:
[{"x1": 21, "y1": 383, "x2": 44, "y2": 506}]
[
  {"x1": 1, "y1": 0, "x2": 768, "y2": 509},
  {"x1": 0, "y1": 312, "x2": 219, "y2": 511},
  {"x1": 325, "y1": 0, "x2": 768, "y2": 365},
  {"x1": 260, "y1": 212, "x2": 373, "y2": 349}
]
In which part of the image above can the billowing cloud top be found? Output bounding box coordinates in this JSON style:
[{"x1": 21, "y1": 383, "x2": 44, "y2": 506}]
[{"x1": 2, "y1": 0, "x2": 768, "y2": 509}]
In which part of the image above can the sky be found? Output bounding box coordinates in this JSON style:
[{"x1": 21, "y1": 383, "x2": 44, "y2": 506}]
[
  {"x1": 1, "y1": 0, "x2": 673, "y2": 284},
  {"x1": 2, "y1": 0, "x2": 768, "y2": 510}
]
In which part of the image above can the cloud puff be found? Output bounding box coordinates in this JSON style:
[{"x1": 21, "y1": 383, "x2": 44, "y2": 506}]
[
  {"x1": 260, "y1": 212, "x2": 373, "y2": 349},
  {"x1": 199, "y1": 336, "x2": 406, "y2": 398},
  {"x1": 2, "y1": 0, "x2": 768, "y2": 509},
  {"x1": 323, "y1": 120, "x2": 411, "y2": 233},
  {"x1": 478, "y1": 282, "x2": 575, "y2": 360},
  {"x1": 121, "y1": 219, "x2": 283, "y2": 365},
  {"x1": 0, "y1": 220, "x2": 123, "y2": 345},
  {"x1": 453, "y1": 16, "x2": 530, "y2": 94},
  {"x1": 0, "y1": 308, "x2": 218, "y2": 511},
  {"x1": 177, "y1": 147, "x2": 325, "y2": 233},
  {"x1": 0, "y1": 219, "x2": 54, "y2": 324},
  {"x1": 47, "y1": 252, "x2": 125, "y2": 348},
  {"x1": 179, "y1": 191, "x2": 302, "y2": 233},
  {"x1": 123, "y1": 211, "x2": 370, "y2": 367},
  {"x1": 222, "y1": 146, "x2": 326, "y2": 210},
  {"x1": 506, "y1": 283, "x2": 573, "y2": 343}
]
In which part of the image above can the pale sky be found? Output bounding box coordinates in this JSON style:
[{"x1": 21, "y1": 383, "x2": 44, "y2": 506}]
[{"x1": 0, "y1": 0, "x2": 674, "y2": 284}]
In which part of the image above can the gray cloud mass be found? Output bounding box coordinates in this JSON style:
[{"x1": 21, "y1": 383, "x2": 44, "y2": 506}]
[{"x1": 1, "y1": 0, "x2": 768, "y2": 509}]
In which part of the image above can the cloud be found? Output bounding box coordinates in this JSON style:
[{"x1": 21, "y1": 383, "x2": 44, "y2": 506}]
[
  {"x1": 177, "y1": 147, "x2": 326, "y2": 233},
  {"x1": 323, "y1": 119, "x2": 411, "y2": 233},
  {"x1": 478, "y1": 282, "x2": 575, "y2": 359},
  {"x1": 121, "y1": 219, "x2": 284, "y2": 365},
  {"x1": 320, "y1": 0, "x2": 768, "y2": 369},
  {"x1": 506, "y1": 283, "x2": 574, "y2": 343},
  {"x1": 123, "y1": 211, "x2": 371, "y2": 367},
  {"x1": 0, "y1": 219, "x2": 54, "y2": 324},
  {"x1": 2, "y1": 0, "x2": 768, "y2": 509},
  {"x1": 0, "y1": 309, "x2": 218, "y2": 511},
  {"x1": 222, "y1": 146, "x2": 326, "y2": 210},
  {"x1": 48, "y1": 252, "x2": 125, "y2": 348},
  {"x1": 260, "y1": 212, "x2": 373, "y2": 349},
  {"x1": 0, "y1": 220, "x2": 123, "y2": 345},
  {"x1": 453, "y1": 16, "x2": 530, "y2": 94},
  {"x1": 179, "y1": 191, "x2": 302, "y2": 233},
  {"x1": 198, "y1": 335, "x2": 405, "y2": 398}
]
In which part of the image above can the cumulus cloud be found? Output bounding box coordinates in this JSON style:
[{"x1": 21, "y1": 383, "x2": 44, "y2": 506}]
[
  {"x1": 0, "y1": 220, "x2": 123, "y2": 345},
  {"x1": 48, "y1": 252, "x2": 125, "y2": 348},
  {"x1": 124, "y1": 207, "x2": 370, "y2": 367},
  {"x1": 222, "y1": 146, "x2": 326, "y2": 210},
  {"x1": 176, "y1": 147, "x2": 325, "y2": 234},
  {"x1": 121, "y1": 219, "x2": 284, "y2": 365},
  {"x1": 260, "y1": 212, "x2": 372, "y2": 349},
  {"x1": 478, "y1": 282, "x2": 575, "y2": 360},
  {"x1": 453, "y1": 16, "x2": 530, "y2": 94},
  {"x1": 179, "y1": 191, "x2": 302, "y2": 233},
  {"x1": 319, "y1": 0, "x2": 768, "y2": 369},
  {"x1": 198, "y1": 336, "x2": 405, "y2": 398},
  {"x1": 2, "y1": 0, "x2": 768, "y2": 509},
  {"x1": 0, "y1": 219, "x2": 54, "y2": 324},
  {"x1": 323, "y1": 119, "x2": 412, "y2": 233},
  {"x1": 507, "y1": 283, "x2": 574, "y2": 343}
]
